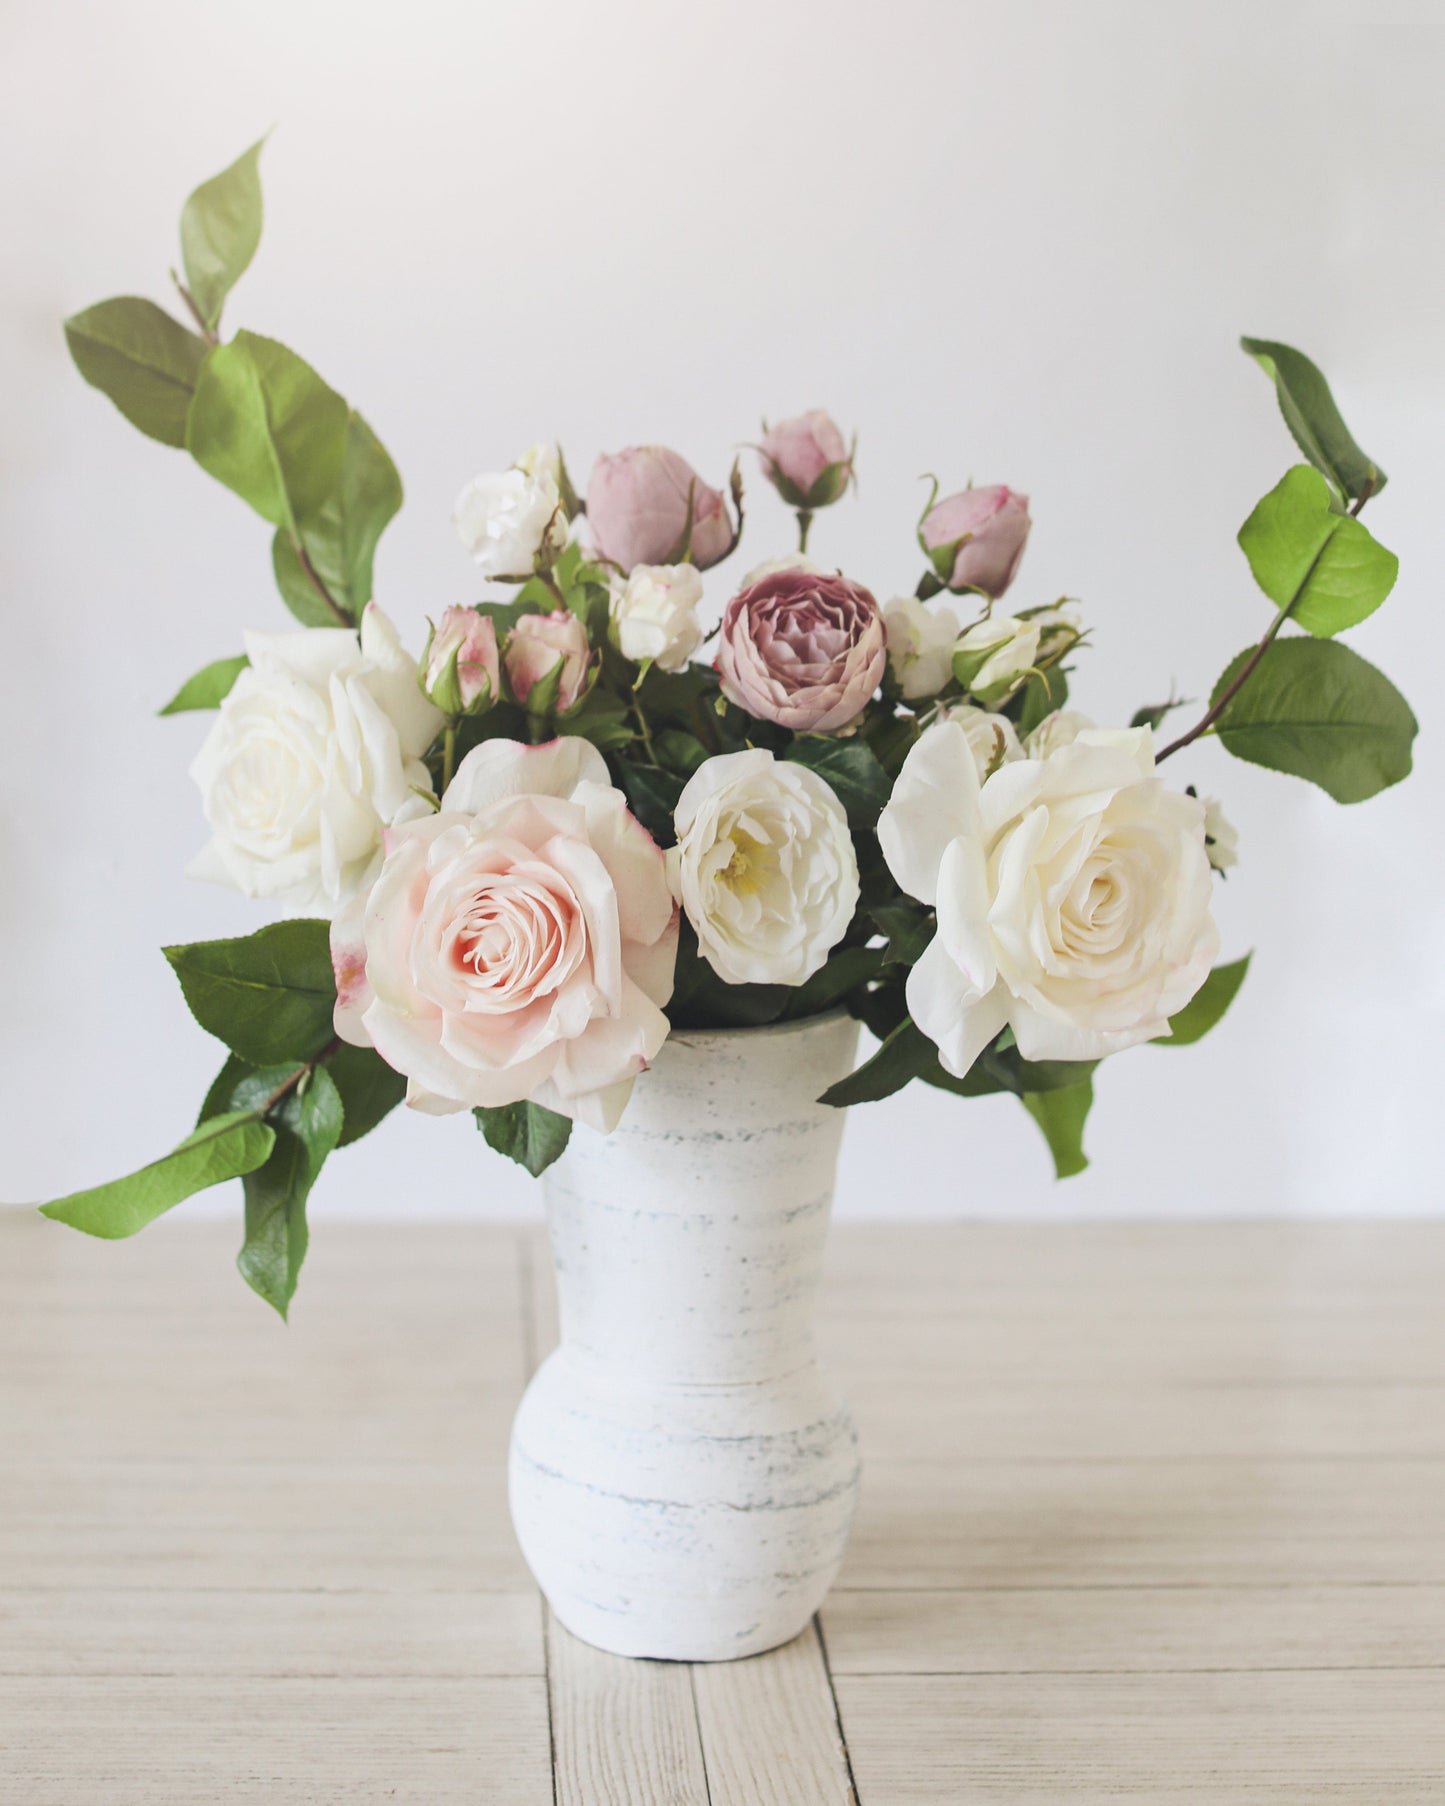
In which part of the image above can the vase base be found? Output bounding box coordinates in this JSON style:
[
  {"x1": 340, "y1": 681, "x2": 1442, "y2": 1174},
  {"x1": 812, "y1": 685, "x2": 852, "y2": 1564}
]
[{"x1": 544, "y1": 1588, "x2": 830, "y2": 1663}]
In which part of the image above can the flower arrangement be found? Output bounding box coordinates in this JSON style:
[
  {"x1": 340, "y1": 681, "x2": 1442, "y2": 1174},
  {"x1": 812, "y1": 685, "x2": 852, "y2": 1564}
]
[{"x1": 44, "y1": 143, "x2": 1417, "y2": 1315}]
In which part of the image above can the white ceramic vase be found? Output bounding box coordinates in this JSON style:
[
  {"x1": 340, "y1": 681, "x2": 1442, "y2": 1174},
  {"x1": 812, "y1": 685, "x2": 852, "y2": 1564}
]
[{"x1": 508, "y1": 1009, "x2": 862, "y2": 1661}]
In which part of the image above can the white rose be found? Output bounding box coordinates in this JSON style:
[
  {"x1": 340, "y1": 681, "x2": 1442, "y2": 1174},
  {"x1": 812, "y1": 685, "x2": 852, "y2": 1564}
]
[
  {"x1": 937, "y1": 703, "x2": 1023, "y2": 780},
  {"x1": 454, "y1": 462, "x2": 566, "y2": 578},
  {"x1": 884, "y1": 594, "x2": 961, "y2": 701},
  {"x1": 952, "y1": 612, "x2": 1041, "y2": 699},
  {"x1": 1024, "y1": 707, "x2": 1096, "y2": 759},
  {"x1": 741, "y1": 552, "x2": 822, "y2": 585},
  {"x1": 516, "y1": 441, "x2": 563, "y2": 487},
  {"x1": 667, "y1": 749, "x2": 860, "y2": 986},
  {"x1": 1202, "y1": 797, "x2": 1239, "y2": 872},
  {"x1": 189, "y1": 605, "x2": 443, "y2": 915},
  {"x1": 878, "y1": 720, "x2": 1218, "y2": 1071},
  {"x1": 609, "y1": 563, "x2": 705, "y2": 672}
]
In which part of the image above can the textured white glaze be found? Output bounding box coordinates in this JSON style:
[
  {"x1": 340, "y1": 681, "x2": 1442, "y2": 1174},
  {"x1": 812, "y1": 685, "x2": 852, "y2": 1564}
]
[{"x1": 508, "y1": 1010, "x2": 862, "y2": 1661}]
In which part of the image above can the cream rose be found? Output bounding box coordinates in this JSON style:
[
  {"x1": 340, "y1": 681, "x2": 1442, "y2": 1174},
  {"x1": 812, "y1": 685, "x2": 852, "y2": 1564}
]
[
  {"x1": 609, "y1": 563, "x2": 705, "y2": 672},
  {"x1": 879, "y1": 721, "x2": 1218, "y2": 1072},
  {"x1": 454, "y1": 460, "x2": 566, "y2": 578},
  {"x1": 884, "y1": 594, "x2": 961, "y2": 701},
  {"x1": 667, "y1": 750, "x2": 859, "y2": 986},
  {"x1": 188, "y1": 605, "x2": 442, "y2": 915},
  {"x1": 1023, "y1": 707, "x2": 1095, "y2": 759},
  {"x1": 331, "y1": 738, "x2": 678, "y2": 1133},
  {"x1": 938, "y1": 703, "x2": 1023, "y2": 779}
]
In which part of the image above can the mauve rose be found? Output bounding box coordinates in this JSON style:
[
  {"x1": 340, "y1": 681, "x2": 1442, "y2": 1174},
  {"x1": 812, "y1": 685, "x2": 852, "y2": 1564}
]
[
  {"x1": 758, "y1": 410, "x2": 852, "y2": 508},
  {"x1": 717, "y1": 568, "x2": 886, "y2": 733},
  {"x1": 422, "y1": 606, "x2": 500, "y2": 716},
  {"x1": 504, "y1": 610, "x2": 594, "y2": 714},
  {"x1": 586, "y1": 446, "x2": 735, "y2": 573},
  {"x1": 920, "y1": 485, "x2": 1031, "y2": 597}
]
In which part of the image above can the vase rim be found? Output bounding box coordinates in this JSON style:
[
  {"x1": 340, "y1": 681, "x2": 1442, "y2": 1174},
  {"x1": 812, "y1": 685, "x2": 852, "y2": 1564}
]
[{"x1": 665, "y1": 1007, "x2": 852, "y2": 1049}]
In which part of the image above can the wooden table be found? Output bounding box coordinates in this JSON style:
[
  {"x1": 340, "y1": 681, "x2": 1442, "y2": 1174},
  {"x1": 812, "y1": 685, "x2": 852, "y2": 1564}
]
[{"x1": 3, "y1": 1213, "x2": 1443, "y2": 1803}]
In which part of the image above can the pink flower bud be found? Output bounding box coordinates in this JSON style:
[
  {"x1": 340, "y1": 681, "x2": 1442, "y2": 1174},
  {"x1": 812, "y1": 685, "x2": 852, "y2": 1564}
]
[
  {"x1": 586, "y1": 446, "x2": 735, "y2": 574},
  {"x1": 920, "y1": 484, "x2": 1031, "y2": 597},
  {"x1": 758, "y1": 410, "x2": 852, "y2": 509},
  {"x1": 422, "y1": 606, "x2": 500, "y2": 715},
  {"x1": 504, "y1": 609, "x2": 595, "y2": 715},
  {"x1": 717, "y1": 568, "x2": 886, "y2": 734}
]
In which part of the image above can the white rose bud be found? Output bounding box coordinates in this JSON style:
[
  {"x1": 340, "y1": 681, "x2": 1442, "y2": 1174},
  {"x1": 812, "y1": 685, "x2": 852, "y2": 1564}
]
[
  {"x1": 938, "y1": 703, "x2": 1023, "y2": 780},
  {"x1": 1202, "y1": 797, "x2": 1239, "y2": 872},
  {"x1": 884, "y1": 594, "x2": 961, "y2": 701},
  {"x1": 1024, "y1": 707, "x2": 1096, "y2": 759},
  {"x1": 609, "y1": 563, "x2": 705, "y2": 672},
  {"x1": 952, "y1": 612, "x2": 1042, "y2": 702},
  {"x1": 453, "y1": 459, "x2": 567, "y2": 579}
]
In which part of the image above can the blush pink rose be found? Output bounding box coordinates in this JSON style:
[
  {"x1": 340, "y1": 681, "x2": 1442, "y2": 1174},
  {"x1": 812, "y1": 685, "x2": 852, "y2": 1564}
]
[
  {"x1": 716, "y1": 568, "x2": 886, "y2": 733},
  {"x1": 758, "y1": 409, "x2": 852, "y2": 508},
  {"x1": 586, "y1": 446, "x2": 735, "y2": 573},
  {"x1": 423, "y1": 606, "x2": 500, "y2": 715},
  {"x1": 330, "y1": 737, "x2": 678, "y2": 1133},
  {"x1": 504, "y1": 609, "x2": 594, "y2": 713},
  {"x1": 920, "y1": 484, "x2": 1031, "y2": 598}
]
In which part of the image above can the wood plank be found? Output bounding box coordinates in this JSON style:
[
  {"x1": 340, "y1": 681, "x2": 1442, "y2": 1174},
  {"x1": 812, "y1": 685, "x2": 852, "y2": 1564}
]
[
  {"x1": 691, "y1": 1621, "x2": 855, "y2": 1805},
  {"x1": 547, "y1": 1614, "x2": 710, "y2": 1806}
]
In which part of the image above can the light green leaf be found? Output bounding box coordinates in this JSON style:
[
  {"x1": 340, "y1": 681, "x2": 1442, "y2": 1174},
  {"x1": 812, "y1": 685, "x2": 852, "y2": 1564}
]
[
  {"x1": 1239, "y1": 465, "x2": 1398, "y2": 637},
  {"x1": 474, "y1": 1100, "x2": 572, "y2": 1177},
  {"x1": 1022, "y1": 1075, "x2": 1093, "y2": 1179},
  {"x1": 785, "y1": 736, "x2": 891, "y2": 828},
  {"x1": 180, "y1": 137, "x2": 266, "y2": 330},
  {"x1": 63, "y1": 297, "x2": 207, "y2": 447},
  {"x1": 1155, "y1": 955, "x2": 1252, "y2": 1047},
  {"x1": 164, "y1": 919, "x2": 337, "y2": 1065},
  {"x1": 40, "y1": 1111, "x2": 275, "y2": 1240},
  {"x1": 818, "y1": 1017, "x2": 934, "y2": 1107},
  {"x1": 1241, "y1": 337, "x2": 1385, "y2": 502},
  {"x1": 238, "y1": 1066, "x2": 342, "y2": 1319},
  {"x1": 269, "y1": 409, "x2": 402, "y2": 622},
  {"x1": 1213, "y1": 638, "x2": 1416, "y2": 803},
  {"x1": 158, "y1": 654, "x2": 248, "y2": 715}
]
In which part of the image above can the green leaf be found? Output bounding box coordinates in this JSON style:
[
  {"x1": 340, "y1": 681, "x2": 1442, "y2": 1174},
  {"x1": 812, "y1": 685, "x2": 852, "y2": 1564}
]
[
  {"x1": 785, "y1": 736, "x2": 891, "y2": 828},
  {"x1": 1011, "y1": 664, "x2": 1069, "y2": 736},
  {"x1": 180, "y1": 137, "x2": 266, "y2": 330},
  {"x1": 818, "y1": 1017, "x2": 934, "y2": 1107},
  {"x1": 780, "y1": 946, "x2": 885, "y2": 1020},
  {"x1": 269, "y1": 409, "x2": 402, "y2": 622},
  {"x1": 1241, "y1": 337, "x2": 1385, "y2": 502},
  {"x1": 158, "y1": 654, "x2": 248, "y2": 715},
  {"x1": 563, "y1": 688, "x2": 635, "y2": 755},
  {"x1": 1022, "y1": 1075, "x2": 1094, "y2": 1179},
  {"x1": 199, "y1": 1055, "x2": 297, "y2": 1124},
  {"x1": 616, "y1": 763, "x2": 684, "y2": 843},
  {"x1": 40, "y1": 1111, "x2": 275, "y2": 1240},
  {"x1": 1155, "y1": 955, "x2": 1252, "y2": 1047},
  {"x1": 474, "y1": 1100, "x2": 572, "y2": 1178},
  {"x1": 238, "y1": 1066, "x2": 342, "y2": 1319},
  {"x1": 1238, "y1": 465, "x2": 1398, "y2": 637},
  {"x1": 164, "y1": 919, "x2": 337, "y2": 1065},
  {"x1": 326, "y1": 1043, "x2": 407, "y2": 1147},
  {"x1": 186, "y1": 330, "x2": 349, "y2": 535},
  {"x1": 666, "y1": 922, "x2": 789, "y2": 1031},
  {"x1": 870, "y1": 902, "x2": 934, "y2": 968},
  {"x1": 1212, "y1": 637, "x2": 1417, "y2": 803},
  {"x1": 63, "y1": 297, "x2": 207, "y2": 448}
]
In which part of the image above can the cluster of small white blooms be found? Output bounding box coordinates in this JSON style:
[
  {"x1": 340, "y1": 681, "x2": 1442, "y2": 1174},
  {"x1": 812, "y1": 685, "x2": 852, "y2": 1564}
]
[
  {"x1": 609, "y1": 563, "x2": 705, "y2": 672},
  {"x1": 883, "y1": 594, "x2": 961, "y2": 700},
  {"x1": 667, "y1": 750, "x2": 859, "y2": 987},
  {"x1": 454, "y1": 441, "x2": 567, "y2": 578}
]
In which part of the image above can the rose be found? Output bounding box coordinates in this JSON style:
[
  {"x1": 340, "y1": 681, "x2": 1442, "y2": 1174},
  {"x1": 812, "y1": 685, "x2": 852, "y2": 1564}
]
[
  {"x1": 609, "y1": 563, "x2": 704, "y2": 672},
  {"x1": 920, "y1": 485, "x2": 1031, "y2": 597},
  {"x1": 878, "y1": 720, "x2": 1218, "y2": 1072},
  {"x1": 330, "y1": 737, "x2": 678, "y2": 1132},
  {"x1": 454, "y1": 458, "x2": 566, "y2": 578},
  {"x1": 188, "y1": 605, "x2": 442, "y2": 915},
  {"x1": 586, "y1": 446, "x2": 735, "y2": 573},
  {"x1": 1202, "y1": 797, "x2": 1239, "y2": 872},
  {"x1": 741, "y1": 552, "x2": 821, "y2": 584},
  {"x1": 951, "y1": 612, "x2": 1041, "y2": 702},
  {"x1": 504, "y1": 610, "x2": 595, "y2": 714},
  {"x1": 667, "y1": 749, "x2": 859, "y2": 986},
  {"x1": 937, "y1": 702, "x2": 1023, "y2": 779},
  {"x1": 1024, "y1": 707, "x2": 1095, "y2": 759},
  {"x1": 758, "y1": 410, "x2": 852, "y2": 508},
  {"x1": 884, "y1": 594, "x2": 961, "y2": 701},
  {"x1": 717, "y1": 568, "x2": 886, "y2": 732},
  {"x1": 421, "y1": 606, "x2": 500, "y2": 715}
]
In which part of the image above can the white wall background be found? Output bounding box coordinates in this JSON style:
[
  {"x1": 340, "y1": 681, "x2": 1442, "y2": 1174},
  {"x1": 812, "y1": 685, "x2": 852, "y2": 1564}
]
[{"x1": 2, "y1": 0, "x2": 1441, "y2": 1225}]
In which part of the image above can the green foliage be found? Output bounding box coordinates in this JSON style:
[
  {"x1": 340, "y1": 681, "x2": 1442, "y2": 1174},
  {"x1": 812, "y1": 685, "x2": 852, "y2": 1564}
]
[
  {"x1": 158, "y1": 654, "x2": 248, "y2": 715},
  {"x1": 1212, "y1": 638, "x2": 1416, "y2": 803},
  {"x1": 784, "y1": 736, "x2": 892, "y2": 828},
  {"x1": 1238, "y1": 466, "x2": 1397, "y2": 637},
  {"x1": 1241, "y1": 337, "x2": 1385, "y2": 502},
  {"x1": 616, "y1": 763, "x2": 685, "y2": 843},
  {"x1": 780, "y1": 947, "x2": 886, "y2": 1021},
  {"x1": 474, "y1": 1099, "x2": 572, "y2": 1177},
  {"x1": 63, "y1": 297, "x2": 206, "y2": 447},
  {"x1": 818, "y1": 1017, "x2": 934, "y2": 1107},
  {"x1": 1011, "y1": 664, "x2": 1068, "y2": 736},
  {"x1": 668, "y1": 922, "x2": 789, "y2": 1031},
  {"x1": 869, "y1": 901, "x2": 933, "y2": 968},
  {"x1": 180, "y1": 137, "x2": 266, "y2": 330},
  {"x1": 40, "y1": 1111, "x2": 275, "y2": 1240},
  {"x1": 164, "y1": 919, "x2": 337, "y2": 1065},
  {"x1": 325, "y1": 1044, "x2": 408, "y2": 1147},
  {"x1": 1022, "y1": 1075, "x2": 1094, "y2": 1178},
  {"x1": 238, "y1": 1066, "x2": 343, "y2": 1319},
  {"x1": 1155, "y1": 955, "x2": 1252, "y2": 1047},
  {"x1": 270, "y1": 410, "x2": 402, "y2": 621}
]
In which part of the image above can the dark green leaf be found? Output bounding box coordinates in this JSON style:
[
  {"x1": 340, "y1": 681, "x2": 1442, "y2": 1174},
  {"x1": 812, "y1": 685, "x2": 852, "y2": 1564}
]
[
  {"x1": 869, "y1": 902, "x2": 933, "y2": 968},
  {"x1": 237, "y1": 1066, "x2": 342, "y2": 1318},
  {"x1": 1155, "y1": 954, "x2": 1252, "y2": 1047},
  {"x1": 780, "y1": 947, "x2": 885, "y2": 1020},
  {"x1": 164, "y1": 919, "x2": 336, "y2": 1065},
  {"x1": 474, "y1": 1100, "x2": 572, "y2": 1177},
  {"x1": 785, "y1": 736, "x2": 891, "y2": 828},
  {"x1": 158, "y1": 654, "x2": 247, "y2": 715},
  {"x1": 63, "y1": 297, "x2": 206, "y2": 447},
  {"x1": 1238, "y1": 465, "x2": 1398, "y2": 637},
  {"x1": 325, "y1": 1043, "x2": 407, "y2": 1147},
  {"x1": 180, "y1": 137, "x2": 266, "y2": 330},
  {"x1": 198, "y1": 1055, "x2": 297, "y2": 1124},
  {"x1": 1213, "y1": 637, "x2": 1416, "y2": 803},
  {"x1": 1022, "y1": 1075, "x2": 1094, "y2": 1178},
  {"x1": 667, "y1": 922, "x2": 789, "y2": 1030},
  {"x1": 653, "y1": 729, "x2": 708, "y2": 777},
  {"x1": 1130, "y1": 696, "x2": 1186, "y2": 732},
  {"x1": 562, "y1": 687, "x2": 634, "y2": 754},
  {"x1": 818, "y1": 1017, "x2": 934, "y2": 1107},
  {"x1": 1012, "y1": 665, "x2": 1068, "y2": 736},
  {"x1": 1241, "y1": 337, "x2": 1386, "y2": 502},
  {"x1": 40, "y1": 1111, "x2": 275, "y2": 1240},
  {"x1": 616, "y1": 763, "x2": 684, "y2": 843}
]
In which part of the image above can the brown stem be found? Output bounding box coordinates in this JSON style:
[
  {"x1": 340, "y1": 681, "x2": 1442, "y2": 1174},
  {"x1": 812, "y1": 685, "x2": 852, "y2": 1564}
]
[
  {"x1": 257, "y1": 1038, "x2": 342, "y2": 1118},
  {"x1": 294, "y1": 542, "x2": 352, "y2": 628},
  {"x1": 170, "y1": 270, "x2": 219, "y2": 348},
  {"x1": 1348, "y1": 475, "x2": 1377, "y2": 518}
]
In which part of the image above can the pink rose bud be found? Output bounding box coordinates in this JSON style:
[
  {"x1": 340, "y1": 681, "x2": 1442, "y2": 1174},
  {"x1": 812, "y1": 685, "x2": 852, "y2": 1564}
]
[
  {"x1": 504, "y1": 609, "x2": 595, "y2": 715},
  {"x1": 920, "y1": 484, "x2": 1031, "y2": 598},
  {"x1": 422, "y1": 606, "x2": 500, "y2": 716},
  {"x1": 717, "y1": 568, "x2": 886, "y2": 733},
  {"x1": 586, "y1": 446, "x2": 736, "y2": 574},
  {"x1": 758, "y1": 410, "x2": 853, "y2": 509}
]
